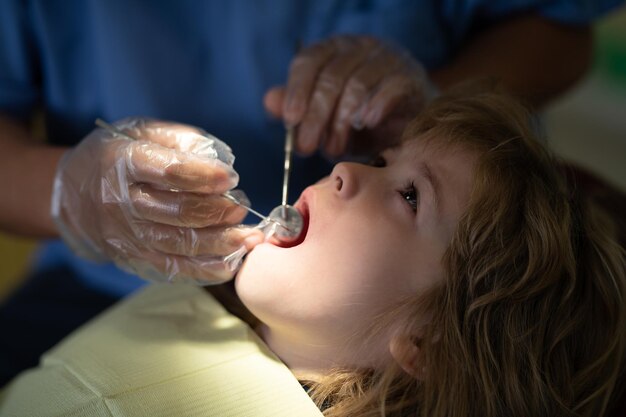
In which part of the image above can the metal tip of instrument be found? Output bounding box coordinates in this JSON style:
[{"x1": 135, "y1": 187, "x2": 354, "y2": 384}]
[
  {"x1": 281, "y1": 126, "x2": 295, "y2": 210},
  {"x1": 268, "y1": 205, "x2": 303, "y2": 242},
  {"x1": 95, "y1": 118, "x2": 138, "y2": 141},
  {"x1": 222, "y1": 193, "x2": 292, "y2": 232}
]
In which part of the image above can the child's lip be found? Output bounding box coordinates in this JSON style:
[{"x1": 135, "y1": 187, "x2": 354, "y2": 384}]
[{"x1": 294, "y1": 188, "x2": 311, "y2": 224}]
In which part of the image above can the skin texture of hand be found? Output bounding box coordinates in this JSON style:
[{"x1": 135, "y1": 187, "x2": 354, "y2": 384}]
[
  {"x1": 51, "y1": 118, "x2": 263, "y2": 285},
  {"x1": 265, "y1": 16, "x2": 593, "y2": 160},
  {"x1": 264, "y1": 36, "x2": 438, "y2": 158}
]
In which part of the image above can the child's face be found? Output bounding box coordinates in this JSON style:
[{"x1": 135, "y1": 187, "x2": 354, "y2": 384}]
[{"x1": 236, "y1": 137, "x2": 476, "y2": 369}]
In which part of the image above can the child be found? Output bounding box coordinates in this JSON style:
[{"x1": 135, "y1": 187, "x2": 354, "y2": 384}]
[
  {"x1": 233, "y1": 88, "x2": 626, "y2": 416},
  {"x1": 2, "y1": 89, "x2": 625, "y2": 417}
]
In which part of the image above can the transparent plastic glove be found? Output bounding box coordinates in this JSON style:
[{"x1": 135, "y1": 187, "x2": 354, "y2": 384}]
[
  {"x1": 264, "y1": 35, "x2": 439, "y2": 157},
  {"x1": 51, "y1": 118, "x2": 264, "y2": 285},
  {"x1": 222, "y1": 212, "x2": 295, "y2": 269}
]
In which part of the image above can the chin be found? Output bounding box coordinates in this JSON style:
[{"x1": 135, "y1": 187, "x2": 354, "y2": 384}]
[
  {"x1": 234, "y1": 187, "x2": 317, "y2": 320},
  {"x1": 234, "y1": 243, "x2": 289, "y2": 311},
  {"x1": 233, "y1": 245, "x2": 290, "y2": 329},
  {"x1": 236, "y1": 186, "x2": 314, "y2": 288},
  {"x1": 236, "y1": 249, "x2": 309, "y2": 299}
]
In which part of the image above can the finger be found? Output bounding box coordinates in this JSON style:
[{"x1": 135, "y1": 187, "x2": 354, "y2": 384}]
[
  {"x1": 128, "y1": 226, "x2": 265, "y2": 284},
  {"x1": 297, "y1": 47, "x2": 371, "y2": 154},
  {"x1": 362, "y1": 71, "x2": 430, "y2": 128},
  {"x1": 136, "y1": 223, "x2": 264, "y2": 257},
  {"x1": 325, "y1": 51, "x2": 391, "y2": 156},
  {"x1": 283, "y1": 41, "x2": 336, "y2": 126},
  {"x1": 129, "y1": 185, "x2": 248, "y2": 227},
  {"x1": 114, "y1": 118, "x2": 233, "y2": 161},
  {"x1": 126, "y1": 250, "x2": 236, "y2": 285},
  {"x1": 263, "y1": 86, "x2": 286, "y2": 119},
  {"x1": 346, "y1": 49, "x2": 403, "y2": 130},
  {"x1": 116, "y1": 119, "x2": 203, "y2": 149},
  {"x1": 126, "y1": 142, "x2": 238, "y2": 193}
]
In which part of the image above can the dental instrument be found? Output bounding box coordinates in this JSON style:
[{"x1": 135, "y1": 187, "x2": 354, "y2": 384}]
[{"x1": 267, "y1": 125, "x2": 304, "y2": 243}]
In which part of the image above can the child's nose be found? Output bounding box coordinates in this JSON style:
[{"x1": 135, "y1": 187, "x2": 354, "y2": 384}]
[{"x1": 331, "y1": 162, "x2": 359, "y2": 199}]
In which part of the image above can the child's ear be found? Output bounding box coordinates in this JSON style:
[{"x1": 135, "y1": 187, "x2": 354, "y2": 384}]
[{"x1": 389, "y1": 335, "x2": 424, "y2": 379}]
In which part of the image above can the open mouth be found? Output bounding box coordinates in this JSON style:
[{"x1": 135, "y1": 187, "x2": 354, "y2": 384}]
[{"x1": 274, "y1": 195, "x2": 310, "y2": 248}]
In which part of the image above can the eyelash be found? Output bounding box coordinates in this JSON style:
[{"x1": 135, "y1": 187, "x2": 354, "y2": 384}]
[
  {"x1": 369, "y1": 154, "x2": 419, "y2": 213},
  {"x1": 369, "y1": 154, "x2": 387, "y2": 168},
  {"x1": 399, "y1": 181, "x2": 418, "y2": 213}
]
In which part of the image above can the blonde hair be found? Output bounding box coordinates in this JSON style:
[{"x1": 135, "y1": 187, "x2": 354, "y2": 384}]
[{"x1": 306, "y1": 87, "x2": 626, "y2": 416}]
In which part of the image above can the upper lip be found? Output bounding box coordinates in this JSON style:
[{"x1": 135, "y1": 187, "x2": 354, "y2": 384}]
[
  {"x1": 292, "y1": 188, "x2": 312, "y2": 241},
  {"x1": 294, "y1": 188, "x2": 312, "y2": 223}
]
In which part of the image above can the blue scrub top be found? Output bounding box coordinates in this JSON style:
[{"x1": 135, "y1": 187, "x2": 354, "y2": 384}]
[{"x1": 0, "y1": 0, "x2": 621, "y2": 296}]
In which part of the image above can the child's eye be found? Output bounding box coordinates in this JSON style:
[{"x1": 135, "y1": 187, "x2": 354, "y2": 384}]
[
  {"x1": 399, "y1": 182, "x2": 418, "y2": 213},
  {"x1": 369, "y1": 154, "x2": 386, "y2": 168}
]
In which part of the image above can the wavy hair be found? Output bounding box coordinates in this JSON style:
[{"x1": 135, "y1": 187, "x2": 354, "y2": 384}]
[{"x1": 305, "y1": 87, "x2": 626, "y2": 416}]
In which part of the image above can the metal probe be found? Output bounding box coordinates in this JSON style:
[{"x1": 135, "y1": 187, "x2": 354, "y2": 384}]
[
  {"x1": 221, "y1": 193, "x2": 288, "y2": 227},
  {"x1": 95, "y1": 118, "x2": 137, "y2": 141},
  {"x1": 268, "y1": 124, "x2": 304, "y2": 243},
  {"x1": 269, "y1": 40, "x2": 305, "y2": 242},
  {"x1": 281, "y1": 126, "x2": 294, "y2": 217}
]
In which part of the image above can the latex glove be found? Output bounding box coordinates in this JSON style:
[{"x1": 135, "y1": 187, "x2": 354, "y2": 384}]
[
  {"x1": 265, "y1": 35, "x2": 439, "y2": 157},
  {"x1": 51, "y1": 118, "x2": 264, "y2": 285}
]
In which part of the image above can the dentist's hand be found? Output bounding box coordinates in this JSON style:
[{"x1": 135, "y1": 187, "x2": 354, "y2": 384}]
[
  {"x1": 264, "y1": 35, "x2": 438, "y2": 158},
  {"x1": 51, "y1": 118, "x2": 263, "y2": 285}
]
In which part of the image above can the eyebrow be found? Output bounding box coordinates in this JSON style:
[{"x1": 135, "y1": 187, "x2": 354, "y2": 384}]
[{"x1": 418, "y1": 161, "x2": 441, "y2": 214}]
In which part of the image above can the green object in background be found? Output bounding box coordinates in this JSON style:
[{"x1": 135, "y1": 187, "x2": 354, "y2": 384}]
[{"x1": 594, "y1": 8, "x2": 626, "y2": 86}]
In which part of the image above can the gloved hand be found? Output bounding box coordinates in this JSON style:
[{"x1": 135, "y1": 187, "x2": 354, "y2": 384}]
[
  {"x1": 264, "y1": 35, "x2": 439, "y2": 157},
  {"x1": 51, "y1": 118, "x2": 264, "y2": 285}
]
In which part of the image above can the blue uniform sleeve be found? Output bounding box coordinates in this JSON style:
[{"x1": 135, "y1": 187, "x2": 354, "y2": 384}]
[{"x1": 0, "y1": 0, "x2": 40, "y2": 120}]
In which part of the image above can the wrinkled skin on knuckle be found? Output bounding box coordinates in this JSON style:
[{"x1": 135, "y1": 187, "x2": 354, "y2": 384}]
[
  {"x1": 128, "y1": 143, "x2": 171, "y2": 181},
  {"x1": 182, "y1": 195, "x2": 247, "y2": 227},
  {"x1": 182, "y1": 199, "x2": 225, "y2": 227},
  {"x1": 152, "y1": 226, "x2": 200, "y2": 256},
  {"x1": 316, "y1": 70, "x2": 343, "y2": 94},
  {"x1": 290, "y1": 54, "x2": 315, "y2": 73},
  {"x1": 176, "y1": 194, "x2": 209, "y2": 225},
  {"x1": 345, "y1": 77, "x2": 369, "y2": 98},
  {"x1": 162, "y1": 159, "x2": 186, "y2": 184}
]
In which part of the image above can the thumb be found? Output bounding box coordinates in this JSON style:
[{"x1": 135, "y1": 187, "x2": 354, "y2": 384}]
[{"x1": 263, "y1": 86, "x2": 286, "y2": 119}]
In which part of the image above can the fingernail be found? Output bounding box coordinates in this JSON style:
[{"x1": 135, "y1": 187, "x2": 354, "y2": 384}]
[
  {"x1": 284, "y1": 98, "x2": 302, "y2": 126},
  {"x1": 297, "y1": 130, "x2": 317, "y2": 155},
  {"x1": 211, "y1": 173, "x2": 239, "y2": 193},
  {"x1": 364, "y1": 107, "x2": 381, "y2": 128},
  {"x1": 225, "y1": 169, "x2": 239, "y2": 187},
  {"x1": 244, "y1": 232, "x2": 264, "y2": 249},
  {"x1": 210, "y1": 158, "x2": 238, "y2": 185},
  {"x1": 226, "y1": 227, "x2": 254, "y2": 247},
  {"x1": 351, "y1": 117, "x2": 364, "y2": 131},
  {"x1": 351, "y1": 104, "x2": 367, "y2": 130}
]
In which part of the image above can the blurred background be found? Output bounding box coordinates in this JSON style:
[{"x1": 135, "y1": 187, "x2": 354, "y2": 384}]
[
  {"x1": 1, "y1": 6, "x2": 625, "y2": 300},
  {"x1": 545, "y1": 6, "x2": 626, "y2": 191}
]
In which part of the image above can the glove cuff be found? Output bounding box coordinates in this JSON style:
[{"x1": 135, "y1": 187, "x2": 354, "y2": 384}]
[{"x1": 50, "y1": 150, "x2": 107, "y2": 262}]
